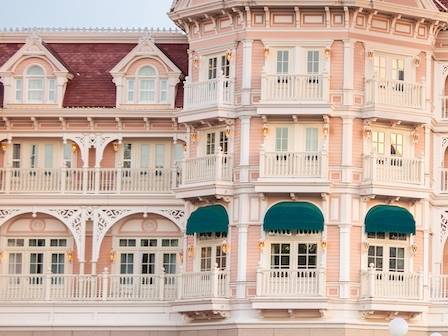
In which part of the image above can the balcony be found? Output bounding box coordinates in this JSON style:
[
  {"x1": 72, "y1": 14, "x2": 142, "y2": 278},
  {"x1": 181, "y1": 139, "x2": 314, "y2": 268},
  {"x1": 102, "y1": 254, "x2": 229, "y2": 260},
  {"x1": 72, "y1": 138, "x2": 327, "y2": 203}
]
[
  {"x1": 0, "y1": 270, "x2": 229, "y2": 304},
  {"x1": 430, "y1": 275, "x2": 448, "y2": 302},
  {"x1": 361, "y1": 154, "x2": 425, "y2": 198},
  {"x1": 360, "y1": 267, "x2": 425, "y2": 317},
  {"x1": 255, "y1": 151, "x2": 329, "y2": 194},
  {"x1": 0, "y1": 167, "x2": 174, "y2": 195},
  {"x1": 181, "y1": 76, "x2": 235, "y2": 123},
  {"x1": 364, "y1": 79, "x2": 426, "y2": 122},
  {"x1": 252, "y1": 268, "x2": 327, "y2": 316},
  {"x1": 258, "y1": 73, "x2": 330, "y2": 115},
  {"x1": 175, "y1": 153, "x2": 233, "y2": 198}
]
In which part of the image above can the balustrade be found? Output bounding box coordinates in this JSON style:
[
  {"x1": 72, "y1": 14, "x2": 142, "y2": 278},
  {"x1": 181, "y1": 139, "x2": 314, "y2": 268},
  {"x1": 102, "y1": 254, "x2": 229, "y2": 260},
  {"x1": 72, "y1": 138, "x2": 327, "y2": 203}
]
[
  {"x1": 365, "y1": 78, "x2": 424, "y2": 109},
  {"x1": 0, "y1": 167, "x2": 173, "y2": 194},
  {"x1": 184, "y1": 77, "x2": 235, "y2": 110},
  {"x1": 361, "y1": 266, "x2": 423, "y2": 300},
  {"x1": 260, "y1": 151, "x2": 324, "y2": 178},
  {"x1": 0, "y1": 269, "x2": 228, "y2": 302},
  {"x1": 261, "y1": 73, "x2": 328, "y2": 103},
  {"x1": 256, "y1": 268, "x2": 325, "y2": 297},
  {"x1": 178, "y1": 154, "x2": 233, "y2": 185},
  {"x1": 363, "y1": 154, "x2": 424, "y2": 185}
]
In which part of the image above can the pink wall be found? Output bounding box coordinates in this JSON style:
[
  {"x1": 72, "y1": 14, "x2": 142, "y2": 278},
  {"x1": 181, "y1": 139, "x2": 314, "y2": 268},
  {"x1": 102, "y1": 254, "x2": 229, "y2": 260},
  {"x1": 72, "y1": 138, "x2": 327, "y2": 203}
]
[{"x1": 329, "y1": 118, "x2": 342, "y2": 166}]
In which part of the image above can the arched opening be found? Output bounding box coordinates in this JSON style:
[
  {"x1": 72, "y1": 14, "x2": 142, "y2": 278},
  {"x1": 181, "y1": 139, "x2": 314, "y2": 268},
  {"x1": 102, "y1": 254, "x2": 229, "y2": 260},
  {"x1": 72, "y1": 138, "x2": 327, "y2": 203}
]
[
  {"x1": 443, "y1": 239, "x2": 448, "y2": 275},
  {"x1": 0, "y1": 213, "x2": 77, "y2": 278},
  {"x1": 96, "y1": 212, "x2": 182, "y2": 297}
]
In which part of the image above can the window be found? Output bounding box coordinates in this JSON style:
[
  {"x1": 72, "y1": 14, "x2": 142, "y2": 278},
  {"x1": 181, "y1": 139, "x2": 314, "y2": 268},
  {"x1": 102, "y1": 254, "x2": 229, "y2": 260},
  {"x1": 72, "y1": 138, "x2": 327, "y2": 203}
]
[
  {"x1": 120, "y1": 253, "x2": 134, "y2": 275},
  {"x1": 141, "y1": 253, "x2": 155, "y2": 275},
  {"x1": 275, "y1": 128, "x2": 288, "y2": 152},
  {"x1": 200, "y1": 246, "x2": 212, "y2": 271},
  {"x1": 30, "y1": 144, "x2": 38, "y2": 169},
  {"x1": 305, "y1": 128, "x2": 319, "y2": 152},
  {"x1": 119, "y1": 239, "x2": 136, "y2": 247},
  {"x1": 221, "y1": 55, "x2": 230, "y2": 78},
  {"x1": 163, "y1": 253, "x2": 177, "y2": 274},
  {"x1": 44, "y1": 144, "x2": 53, "y2": 169},
  {"x1": 29, "y1": 239, "x2": 46, "y2": 247},
  {"x1": 8, "y1": 239, "x2": 24, "y2": 247},
  {"x1": 140, "y1": 144, "x2": 150, "y2": 169},
  {"x1": 297, "y1": 243, "x2": 317, "y2": 269},
  {"x1": 219, "y1": 131, "x2": 228, "y2": 154},
  {"x1": 374, "y1": 56, "x2": 386, "y2": 80},
  {"x1": 392, "y1": 58, "x2": 405, "y2": 81},
  {"x1": 27, "y1": 66, "x2": 45, "y2": 103},
  {"x1": 15, "y1": 79, "x2": 23, "y2": 102},
  {"x1": 51, "y1": 253, "x2": 65, "y2": 274},
  {"x1": 8, "y1": 253, "x2": 22, "y2": 275},
  {"x1": 366, "y1": 232, "x2": 408, "y2": 272},
  {"x1": 276, "y1": 50, "x2": 289, "y2": 74},
  {"x1": 307, "y1": 50, "x2": 320, "y2": 74},
  {"x1": 271, "y1": 243, "x2": 290, "y2": 269},
  {"x1": 48, "y1": 79, "x2": 56, "y2": 102},
  {"x1": 63, "y1": 144, "x2": 73, "y2": 168},
  {"x1": 215, "y1": 246, "x2": 227, "y2": 270},
  {"x1": 390, "y1": 133, "x2": 403, "y2": 156},
  {"x1": 126, "y1": 65, "x2": 168, "y2": 104},
  {"x1": 123, "y1": 144, "x2": 132, "y2": 169},
  {"x1": 208, "y1": 57, "x2": 218, "y2": 80},
  {"x1": 50, "y1": 239, "x2": 67, "y2": 247},
  {"x1": 206, "y1": 133, "x2": 216, "y2": 155},
  {"x1": 372, "y1": 131, "x2": 385, "y2": 155},
  {"x1": 30, "y1": 253, "x2": 44, "y2": 275},
  {"x1": 155, "y1": 144, "x2": 165, "y2": 169},
  {"x1": 12, "y1": 144, "x2": 21, "y2": 169}
]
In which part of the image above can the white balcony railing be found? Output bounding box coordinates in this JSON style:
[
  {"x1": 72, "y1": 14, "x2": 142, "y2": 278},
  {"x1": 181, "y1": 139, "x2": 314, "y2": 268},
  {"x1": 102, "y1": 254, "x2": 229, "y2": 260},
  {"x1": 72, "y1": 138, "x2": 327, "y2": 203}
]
[
  {"x1": 363, "y1": 154, "x2": 424, "y2": 185},
  {"x1": 0, "y1": 269, "x2": 229, "y2": 302},
  {"x1": 184, "y1": 76, "x2": 235, "y2": 110},
  {"x1": 256, "y1": 268, "x2": 325, "y2": 297},
  {"x1": 0, "y1": 168, "x2": 173, "y2": 194},
  {"x1": 177, "y1": 269, "x2": 230, "y2": 300},
  {"x1": 365, "y1": 78, "x2": 424, "y2": 109},
  {"x1": 259, "y1": 151, "x2": 326, "y2": 179},
  {"x1": 361, "y1": 267, "x2": 423, "y2": 300},
  {"x1": 430, "y1": 274, "x2": 448, "y2": 301},
  {"x1": 177, "y1": 154, "x2": 233, "y2": 185},
  {"x1": 261, "y1": 73, "x2": 329, "y2": 103}
]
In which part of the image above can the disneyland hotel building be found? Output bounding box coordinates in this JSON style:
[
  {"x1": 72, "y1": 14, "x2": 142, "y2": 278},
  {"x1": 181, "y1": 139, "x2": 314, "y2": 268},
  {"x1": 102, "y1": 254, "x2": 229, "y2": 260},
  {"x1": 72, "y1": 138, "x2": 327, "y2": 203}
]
[{"x1": 2, "y1": 0, "x2": 448, "y2": 334}]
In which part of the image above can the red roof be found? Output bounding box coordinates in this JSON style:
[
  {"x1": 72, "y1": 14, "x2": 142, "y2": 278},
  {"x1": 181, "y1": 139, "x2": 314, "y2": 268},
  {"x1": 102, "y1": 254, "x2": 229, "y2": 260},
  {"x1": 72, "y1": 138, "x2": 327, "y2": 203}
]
[{"x1": 0, "y1": 42, "x2": 188, "y2": 108}]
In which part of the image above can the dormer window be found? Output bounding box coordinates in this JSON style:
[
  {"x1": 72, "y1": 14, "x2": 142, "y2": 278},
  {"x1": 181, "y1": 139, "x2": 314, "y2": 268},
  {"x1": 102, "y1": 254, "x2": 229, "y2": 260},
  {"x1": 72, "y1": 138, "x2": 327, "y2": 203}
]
[
  {"x1": 15, "y1": 65, "x2": 57, "y2": 104},
  {"x1": 126, "y1": 65, "x2": 168, "y2": 104}
]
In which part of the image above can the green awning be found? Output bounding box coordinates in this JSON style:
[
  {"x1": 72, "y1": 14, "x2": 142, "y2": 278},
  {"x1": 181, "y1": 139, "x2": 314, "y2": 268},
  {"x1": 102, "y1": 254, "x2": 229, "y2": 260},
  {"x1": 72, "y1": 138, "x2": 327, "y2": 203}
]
[
  {"x1": 186, "y1": 205, "x2": 229, "y2": 235},
  {"x1": 263, "y1": 202, "x2": 324, "y2": 233},
  {"x1": 364, "y1": 205, "x2": 415, "y2": 234}
]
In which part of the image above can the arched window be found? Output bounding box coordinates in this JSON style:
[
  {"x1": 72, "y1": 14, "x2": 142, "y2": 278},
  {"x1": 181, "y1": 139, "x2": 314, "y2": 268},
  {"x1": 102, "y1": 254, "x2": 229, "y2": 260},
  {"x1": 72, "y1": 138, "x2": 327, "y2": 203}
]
[
  {"x1": 126, "y1": 65, "x2": 168, "y2": 104},
  {"x1": 26, "y1": 65, "x2": 45, "y2": 103},
  {"x1": 15, "y1": 64, "x2": 57, "y2": 104}
]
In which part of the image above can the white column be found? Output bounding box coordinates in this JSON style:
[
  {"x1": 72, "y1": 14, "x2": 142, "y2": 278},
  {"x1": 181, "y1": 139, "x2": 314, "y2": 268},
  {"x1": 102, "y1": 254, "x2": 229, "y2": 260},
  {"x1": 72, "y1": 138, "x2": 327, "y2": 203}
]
[
  {"x1": 339, "y1": 193, "x2": 352, "y2": 299},
  {"x1": 425, "y1": 52, "x2": 432, "y2": 112},
  {"x1": 236, "y1": 196, "x2": 249, "y2": 299},
  {"x1": 341, "y1": 117, "x2": 353, "y2": 183},
  {"x1": 239, "y1": 116, "x2": 251, "y2": 183},
  {"x1": 241, "y1": 40, "x2": 253, "y2": 106},
  {"x1": 343, "y1": 40, "x2": 354, "y2": 106},
  {"x1": 423, "y1": 125, "x2": 431, "y2": 188},
  {"x1": 422, "y1": 199, "x2": 430, "y2": 300}
]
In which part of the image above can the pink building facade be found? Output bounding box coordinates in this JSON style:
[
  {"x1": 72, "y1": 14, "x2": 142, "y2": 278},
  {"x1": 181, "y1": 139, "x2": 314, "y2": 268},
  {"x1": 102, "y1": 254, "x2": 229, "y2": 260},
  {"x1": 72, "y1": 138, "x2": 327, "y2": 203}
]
[{"x1": 1, "y1": 0, "x2": 448, "y2": 334}]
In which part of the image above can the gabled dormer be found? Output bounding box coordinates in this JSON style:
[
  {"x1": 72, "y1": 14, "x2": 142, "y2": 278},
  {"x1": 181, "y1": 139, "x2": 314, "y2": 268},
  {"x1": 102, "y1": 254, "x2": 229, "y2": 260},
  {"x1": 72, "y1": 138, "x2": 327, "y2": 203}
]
[
  {"x1": 0, "y1": 32, "x2": 73, "y2": 108},
  {"x1": 110, "y1": 33, "x2": 182, "y2": 108}
]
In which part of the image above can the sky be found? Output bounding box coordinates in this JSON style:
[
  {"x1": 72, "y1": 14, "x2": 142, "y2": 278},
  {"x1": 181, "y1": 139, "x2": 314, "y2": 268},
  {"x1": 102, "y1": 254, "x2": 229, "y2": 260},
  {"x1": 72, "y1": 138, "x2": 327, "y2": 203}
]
[{"x1": 0, "y1": 0, "x2": 176, "y2": 29}]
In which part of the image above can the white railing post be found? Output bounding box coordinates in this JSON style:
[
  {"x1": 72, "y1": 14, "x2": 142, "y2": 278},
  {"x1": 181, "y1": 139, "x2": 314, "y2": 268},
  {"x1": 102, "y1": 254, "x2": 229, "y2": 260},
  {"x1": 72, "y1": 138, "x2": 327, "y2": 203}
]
[
  {"x1": 116, "y1": 166, "x2": 122, "y2": 194},
  {"x1": 45, "y1": 268, "x2": 52, "y2": 301},
  {"x1": 421, "y1": 78, "x2": 427, "y2": 111},
  {"x1": 367, "y1": 263, "x2": 376, "y2": 298},
  {"x1": 176, "y1": 265, "x2": 184, "y2": 300},
  {"x1": 159, "y1": 267, "x2": 165, "y2": 301},
  {"x1": 318, "y1": 267, "x2": 326, "y2": 296},
  {"x1": 5, "y1": 166, "x2": 11, "y2": 194},
  {"x1": 61, "y1": 166, "x2": 66, "y2": 194},
  {"x1": 322, "y1": 72, "x2": 329, "y2": 102},
  {"x1": 418, "y1": 271, "x2": 424, "y2": 300},
  {"x1": 259, "y1": 147, "x2": 266, "y2": 178},
  {"x1": 101, "y1": 267, "x2": 109, "y2": 301},
  {"x1": 94, "y1": 166, "x2": 100, "y2": 194},
  {"x1": 171, "y1": 164, "x2": 178, "y2": 190},
  {"x1": 82, "y1": 167, "x2": 89, "y2": 194},
  {"x1": 212, "y1": 264, "x2": 219, "y2": 298},
  {"x1": 321, "y1": 150, "x2": 328, "y2": 180},
  {"x1": 215, "y1": 149, "x2": 223, "y2": 181},
  {"x1": 256, "y1": 266, "x2": 263, "y2": 296},
  {"x1": 216, "y1": 72, "x2": 224, "y2": 107}
]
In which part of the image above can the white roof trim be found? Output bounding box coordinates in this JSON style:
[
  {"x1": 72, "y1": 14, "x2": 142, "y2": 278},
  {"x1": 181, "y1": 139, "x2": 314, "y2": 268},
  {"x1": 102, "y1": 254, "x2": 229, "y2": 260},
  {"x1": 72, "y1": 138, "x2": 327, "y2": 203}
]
[
  {"x1": 0, "y1": 31, "x2": 71, "y2": 76},
  {"x1": 110, "y1": 32, "x2": 182, "y2": 76}
]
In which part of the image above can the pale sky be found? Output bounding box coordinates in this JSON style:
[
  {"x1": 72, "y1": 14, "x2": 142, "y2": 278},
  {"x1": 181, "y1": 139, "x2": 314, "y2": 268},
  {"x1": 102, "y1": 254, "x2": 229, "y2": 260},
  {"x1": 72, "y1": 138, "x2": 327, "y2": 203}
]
[{"x1": 0, "y1": 0, "x2": 176, "y2": 29}]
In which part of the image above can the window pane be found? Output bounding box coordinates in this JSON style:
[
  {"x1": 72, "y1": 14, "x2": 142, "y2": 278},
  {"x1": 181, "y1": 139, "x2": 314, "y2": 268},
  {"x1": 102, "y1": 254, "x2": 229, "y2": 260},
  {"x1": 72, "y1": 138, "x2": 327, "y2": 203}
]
[{"x1": 305, "y1": 128, "x2": 318, "y2": 152}]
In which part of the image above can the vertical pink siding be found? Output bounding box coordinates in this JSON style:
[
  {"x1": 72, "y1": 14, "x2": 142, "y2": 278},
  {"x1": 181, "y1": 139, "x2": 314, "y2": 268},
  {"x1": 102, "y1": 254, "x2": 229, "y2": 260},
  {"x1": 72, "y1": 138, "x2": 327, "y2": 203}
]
[
  {"x1": 250, "y1": 117, "x2": 264, "y2": 167},
  {"x1": 101, "y1": 144, "x2": 116, "y2": 168},
  {"x1": 352, "y1": 119, "x2": 363, "y2": 168},
  {"x1": 350, "y1": 226, "x2": 362, "y2": 282},
  {"x1": 329, "y1": 118, "x2": 342, "y2": 166},
  {"x1": 353, "y1": 42, "x2": 365, "y2": 91},
  {"x1": 97, "y1": 235, "x2": 113, "y2": 273},
  {"x1": 246, "y1": 225, "x2": 261, "y2": 282},
  {"x1": 251, "y1": 41, "x2": 265, "y2": 102},
  {"x1": 330, "y1": 41, "x2": 344, "y2": 91},
  {"x1": 326, "y1": 225, "x2": 340, "y2": 282}
]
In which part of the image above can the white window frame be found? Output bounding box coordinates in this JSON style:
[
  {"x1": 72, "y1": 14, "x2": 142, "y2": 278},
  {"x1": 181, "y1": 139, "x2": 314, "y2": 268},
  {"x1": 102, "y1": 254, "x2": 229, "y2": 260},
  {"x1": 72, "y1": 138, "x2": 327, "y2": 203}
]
[
  {"x1": 195, "y1": 233, "x2": 228, "y2": 272},
  {"x1": 125, "y1": 65, "x2": 169, "y2": 104},
  {"x1": 14, "y1": 65, "x2": 57, "y2": 104},
  {"x1": 370, "y1": 128, "x2": 410, "y2": 157},
  {"x1": 366, "y1": 232, "x2": 409, "y2": 273}
]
